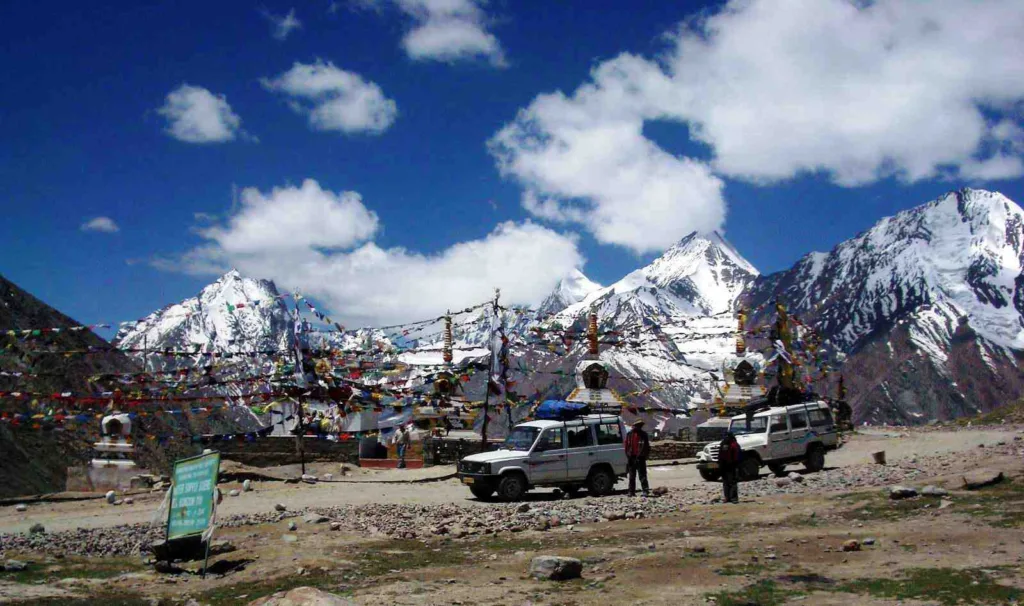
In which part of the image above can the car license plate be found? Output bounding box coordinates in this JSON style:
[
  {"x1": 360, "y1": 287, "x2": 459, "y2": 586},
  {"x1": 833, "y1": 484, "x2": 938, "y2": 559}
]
[
  {"x1": 462, "y1": 477, "x2": 475, "y2": 485},
  {"x1": 705, "y1": 462, "x2": 718, "y2": 469}
]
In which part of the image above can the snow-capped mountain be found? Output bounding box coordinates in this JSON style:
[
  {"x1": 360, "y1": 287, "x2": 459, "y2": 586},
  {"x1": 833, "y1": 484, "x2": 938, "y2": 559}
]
[
  {"x1": 536, "y1": 269, "x2": 602, "y2": 317},
  {"x1": 744, "y1": 188, "x2": 1024, "y2": 424},
  {"x1": 114, "y1": 269, "x2": 294, "y2": 354}
]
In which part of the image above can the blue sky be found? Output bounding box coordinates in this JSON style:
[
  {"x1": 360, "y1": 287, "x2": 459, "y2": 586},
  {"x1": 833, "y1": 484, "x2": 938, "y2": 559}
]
[{"x1": 3, "y1": 0, "x2": 1024, "y2": 329}]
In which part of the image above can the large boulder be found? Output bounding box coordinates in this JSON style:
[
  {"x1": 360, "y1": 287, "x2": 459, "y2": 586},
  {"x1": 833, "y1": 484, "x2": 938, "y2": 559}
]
[
  {"x1": 248, "y1": 587, "x2": 356, "y2": 605},
  {"x1": 960, "y1": 470, "x2": 1005, "y2": 490},
  {"x1": 529, "y1": 556, "x2": 583, "y2": 581}
]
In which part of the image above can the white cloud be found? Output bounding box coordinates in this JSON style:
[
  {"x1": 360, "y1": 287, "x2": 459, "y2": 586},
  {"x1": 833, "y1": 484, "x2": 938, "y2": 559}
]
[
  {"x1": 489, "y1": 54, "x2": 725, "y2": 254},
  {"x1": 661, "y1": 0, "x2": 1024, "y2": 185},
  {"x1": 262, "y1": 8, "x2": 302, "y2": 41},
  {"x1": 158, "y1": 179, "x2": 583, "y2": 326},
  {"x1": 157, "y1": 84, "x2": 244, "y2": 143},
  {"x1": 261, "y1": 61, "x2": 397, "y2": 134},
  {"x1": 81, "y1": 217, "x2": 120, "y2": 233},
  {"x1": 492, "y1": 0, "x2": 1024, "y2": 252},
  {"x1": 363, "y1": 0, "x2": 505, "y2": 66}
]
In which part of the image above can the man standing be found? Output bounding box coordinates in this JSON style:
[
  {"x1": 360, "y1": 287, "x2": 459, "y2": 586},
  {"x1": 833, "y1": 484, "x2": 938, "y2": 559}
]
[
  {"x1": 397, "y1": 425, "x2": 411, "y2": 469},
  {"x1": 719, "y1": 431, "x2": 741, "y2": 504},
  {"x1": 624, "y1": 419, "x2": 650, "y2": 497}
]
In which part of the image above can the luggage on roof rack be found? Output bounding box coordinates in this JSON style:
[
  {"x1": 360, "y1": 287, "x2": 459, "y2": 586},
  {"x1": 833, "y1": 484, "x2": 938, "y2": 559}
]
[{"x1": 534, "y1": 400, "x2": 591, "y2": 421}]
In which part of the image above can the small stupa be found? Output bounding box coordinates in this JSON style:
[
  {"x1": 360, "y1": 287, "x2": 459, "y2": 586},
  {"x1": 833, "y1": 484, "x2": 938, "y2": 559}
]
[{"x1": 565, "y1": 311, "x2": 623, "y2": 410}]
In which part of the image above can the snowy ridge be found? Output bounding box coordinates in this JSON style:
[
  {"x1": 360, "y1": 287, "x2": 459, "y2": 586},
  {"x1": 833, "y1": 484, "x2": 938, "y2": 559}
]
[{"x1": 114, "y1": 270, "x2": 294, "y2": 354}]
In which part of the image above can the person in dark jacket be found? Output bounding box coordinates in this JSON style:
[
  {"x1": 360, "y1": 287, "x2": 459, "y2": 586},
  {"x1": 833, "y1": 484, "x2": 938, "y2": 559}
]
[
  {"x1": 719, "y1": 431, "x2": 741, "y2": 503},
  {"x1": 624, "y1": 419, "x2": 651, "y2": 497}
]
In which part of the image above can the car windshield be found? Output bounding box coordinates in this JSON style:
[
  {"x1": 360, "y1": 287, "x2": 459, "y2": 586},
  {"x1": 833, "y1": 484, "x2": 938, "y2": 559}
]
[
  {"x1": 730, "y1": 416, "x2": 768, "y2": 436},
  {"x1": 503, "y1": 426, "x2": 541, "y2": 451}
]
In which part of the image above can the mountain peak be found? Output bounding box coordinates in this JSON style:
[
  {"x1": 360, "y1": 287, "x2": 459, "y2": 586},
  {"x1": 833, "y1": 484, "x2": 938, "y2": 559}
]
[{"x1": 536, "y1": 268, "x2": 602, "y2": 316}]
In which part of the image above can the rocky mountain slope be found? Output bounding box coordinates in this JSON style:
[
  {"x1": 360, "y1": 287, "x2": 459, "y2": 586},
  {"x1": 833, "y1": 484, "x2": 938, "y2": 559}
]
[{"x1": 743, "y1": 188, "x2": 1024, "y2": 424}]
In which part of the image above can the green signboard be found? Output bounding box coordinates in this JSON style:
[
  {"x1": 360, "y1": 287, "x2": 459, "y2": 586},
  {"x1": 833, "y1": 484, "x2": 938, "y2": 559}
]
[{"x1": 167, "y1": 451, "x2": 220, "y2": 540}]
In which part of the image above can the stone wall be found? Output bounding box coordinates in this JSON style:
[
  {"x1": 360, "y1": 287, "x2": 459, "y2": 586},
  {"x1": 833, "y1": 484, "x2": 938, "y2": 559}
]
[
  {"x1": 649, "y1": 441, "x2": 708, "y2": 460},
  {"x1": 422, "y1": 437, "x2": 497, "y2": 466},
  {"x1": 215, "y1": 436, "x2": 360, "y2": 468}
]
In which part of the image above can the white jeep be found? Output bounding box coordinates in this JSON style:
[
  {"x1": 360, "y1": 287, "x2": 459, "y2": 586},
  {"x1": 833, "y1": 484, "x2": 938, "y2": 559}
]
[
  {"x1": 696, "y1": 401, "x2": 839, "y2": 481},
  {"x1": 457, "y1": 415, "x2": 627, "y2": 501}
]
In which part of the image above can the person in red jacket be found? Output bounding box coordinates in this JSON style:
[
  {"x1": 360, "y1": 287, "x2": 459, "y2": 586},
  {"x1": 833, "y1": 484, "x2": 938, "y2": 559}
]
[
  {"x1": 624, "y1": 419, "x2": 651, "y2": 497},
  {"x1": 719, "y1": 432, "x2": 741, "y2": 504}
]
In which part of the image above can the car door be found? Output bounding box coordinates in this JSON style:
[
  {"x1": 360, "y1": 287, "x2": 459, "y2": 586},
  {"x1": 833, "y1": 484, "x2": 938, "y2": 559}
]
[
  {"x1": 564, "y1": 422, "x2": 597, "y2": 482},
  {"x1": 528, "y1": 427, "x2": 568, "y2": 484},
  {"x1": 767, "y1": 414, "x2": 790, "y2": 460},
  {"x1": 787, "y1": 410, "x2": 811, "y2": 457},
  {"x1": 595, "y1": 419, "x2": 626, "y2": 474}
]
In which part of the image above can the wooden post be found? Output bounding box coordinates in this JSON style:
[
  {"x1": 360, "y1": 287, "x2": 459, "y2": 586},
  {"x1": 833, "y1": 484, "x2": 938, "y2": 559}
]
[
  {"x1": 735, "y1": 308, "x2": 747, "y2": 355},
  {"x1": 587, "y1": 310, "x2": 598, "y2": 356},
  {"x1": 775, "y1": 301, "x2": 795, "y2": 391},
  {"x1": 443, "y1": 312, "x2": 453, "y2": 365}
]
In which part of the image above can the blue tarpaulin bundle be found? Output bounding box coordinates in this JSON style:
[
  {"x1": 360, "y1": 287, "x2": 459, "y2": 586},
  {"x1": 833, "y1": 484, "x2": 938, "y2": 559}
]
[{"x1": 534, "y1": 400, "x2": 591, "y2": 420}]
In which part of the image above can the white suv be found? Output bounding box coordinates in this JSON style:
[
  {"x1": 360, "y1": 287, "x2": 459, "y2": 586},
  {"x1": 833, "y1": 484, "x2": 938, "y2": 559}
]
[
  {"x1": 697, "y1": 401, "x2": 839, "y2": 481},
  {"x1": 457, "y1": 415, "x2": 628, "y2": 501}
]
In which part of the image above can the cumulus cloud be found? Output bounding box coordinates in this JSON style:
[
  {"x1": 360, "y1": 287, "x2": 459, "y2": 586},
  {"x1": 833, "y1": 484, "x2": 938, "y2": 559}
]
[
  {"x1": 157, "y1": 179, "x2": 583, "y2": 326},
  {"x1": 261, "y1": 61, "x2": 397, "y2": 134},
  {"x1": 361, "y1": 0, "x2": 505, "y2": 66},
  {"x1": 662, "y1": 0, "x2": 1024, "y2": 185},
  {"x1": 81, "y1": 217, "x2": 120, "y2": 233},
  {"x1": 492, "y1": 0, "x2": 1024, "y2": 252},
  {"x1": 262, "y1": 8, "x2": 302, "y2": 41},
  {"x1": 489, "y1": 54, "x2": 725, "y2": 254},
  {"x1": 157, "y1": 84, "x2": 245, "y2": 143}
]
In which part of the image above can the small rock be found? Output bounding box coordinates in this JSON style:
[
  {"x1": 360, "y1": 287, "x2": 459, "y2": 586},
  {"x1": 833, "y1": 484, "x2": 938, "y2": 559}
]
[
  {"x1": 862, "y1": 537, "x2": 877, "y2": 546},
  {"x1": 282, "y1": 534, "x2": 298, "y2": 543},
  {"x1": 105, "y1": 490, "x2": 117, "y2": 504},
  {"x1": 939, "y1": 499, "x2": 953, "y2": 510},
  {"x1": 2, "y1": 559, "x2": 28, "y2": 572},
  {"x1": 301, "y1": 474, "x2": 318, "y2": 484},
  {"x1": 652, "y1": 486, "x2": 668, "y2": 496},
  {"x1": 14, "y1": 504, "x2": 27, "y2": 512},
  {"x1": 921, "y1": 485, "x2": 948, "y2": 497},
  {"x1": 842, "y1": 539, "x2": 861, "y2": 552},
  {"x1": 787, "y1": 472, "x2": 805, "y2": 483},
  {"x1": 288, "y1": 521, "x2": 298, "y2": 531},
  {"x1": 303, "y1": 513, "x2": 330, "y2": 524},
  {"x1": 243, "y1": 479, "x2": 253, "y2": 492},
  {"x1": 774, "y1": 477, "x2": 793, "y2": 488},
  {"x1": 323, "y1": 473, "x2": 333, "y2": 481},
  {"x1": 529, "y1": 556, "x2": 583, "y2": 581},
  {"x1": 123, "y1": 497, "x2": 134, "y2": 505},
  {"x1": 888, "y1": 485, "x2": 918, "y2": 500},
  {"x1": 274, "y1": 503, "x2": 287, "y2": 512},
  {"x1": 330, "y1": 522, "x2": 342, "y2": 531},
  {"x1": 247, "y1": 586, "x2": 356, "y2": 605},
  {"x1": 691, "y1": 546, "x2": 707, "y2": 554},
  {"x1": 29, "y1": 523, "x2": 45, "y2": 534},
  {"x1": 229, "y1": 489, "x2": 241, "y2": 497},
  {"x1": 516, "y1": 503, "x2": 531, "y2": 513}
]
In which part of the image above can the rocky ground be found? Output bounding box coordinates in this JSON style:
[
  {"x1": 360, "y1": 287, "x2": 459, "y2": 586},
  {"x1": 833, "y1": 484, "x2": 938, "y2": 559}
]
[{"x1": 1, "y1": 422, "x2": 1023, "y2": 605}]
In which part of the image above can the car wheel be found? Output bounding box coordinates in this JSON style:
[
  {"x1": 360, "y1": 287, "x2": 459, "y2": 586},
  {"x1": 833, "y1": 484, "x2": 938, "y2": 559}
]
[
  {"x1": 805, "y1": 446, "x2": 825, "y2": 473},
  {"x1": 768, "y1": 463, "x2": 787, "y2": 477},
  {"x1": 497, "y1": 474, "x2": 527, "y2": 502},
  {"x1": 469, "y1": 485, "x2": 495, "y2": 500},
  {"x1": 586, "y1": 467, "x2": 616, "y2": 496},
  {"x1": 698, "y1": 469, "x2": 721, "y2": 482},
  {"x1": 738, "y1": 456, "x2": 760, "y2": 481}
]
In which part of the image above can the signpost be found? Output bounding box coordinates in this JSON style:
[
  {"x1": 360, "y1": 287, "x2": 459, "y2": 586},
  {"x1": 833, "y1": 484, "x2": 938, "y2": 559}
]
[{"x1": 166, "y1": 451, "x2": 220, "y2": 576}]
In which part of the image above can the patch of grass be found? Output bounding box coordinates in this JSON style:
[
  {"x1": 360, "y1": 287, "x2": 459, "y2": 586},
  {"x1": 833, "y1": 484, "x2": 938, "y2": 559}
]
[
  {"x1": 715, "y1": 560, "x2": 773, "y2": 577},
  {"x1": 835, "y1": 491, "x2": 935, "y2": 522},
  {"x1": 708, "y1": 580, "x2": 801, "y2": 606},
  {"x1": 955, "y1": 399, "x2": 1024, "y2": 426},
  {"x1": 201, "y1": 569, "x2": 340, "y2": 606},
  {"x1": 358, "y1": 540, "x2": 468, "y2": 576},
  {"x1": 952, "y1": 480, "x2": 1024, "y2": 528},
  {"x1": 837, "y1": 567, "x2": 1021, "y2": 605},
  {"x1": 0, "y1": 557, "x2": 144, "y2": 584}
]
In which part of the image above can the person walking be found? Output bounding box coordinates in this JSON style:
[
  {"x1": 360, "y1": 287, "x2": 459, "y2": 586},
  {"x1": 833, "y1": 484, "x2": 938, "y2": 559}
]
[
  {"x1": 624, "y1": 419, "x2": 651, "y2": 497},
  {"x1": 397, "y1": 424, "x2": 411, "y2": 469},
  {"x1": 719, "y1": 431, "x2": 741, "y2": 504},
  {"x1": 443, "y1": 415, "x2": 453, "y2": 436}
]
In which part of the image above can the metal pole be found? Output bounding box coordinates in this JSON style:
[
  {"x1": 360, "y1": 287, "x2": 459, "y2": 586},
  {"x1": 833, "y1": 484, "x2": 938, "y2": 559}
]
[{"x1": 291, "y1": 292, "x2": 307, "y2": 476}]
